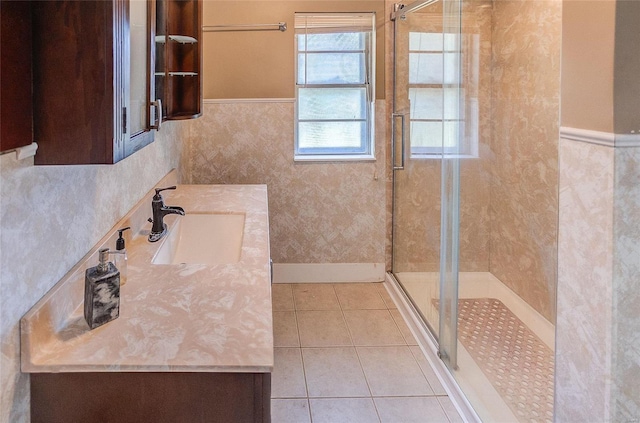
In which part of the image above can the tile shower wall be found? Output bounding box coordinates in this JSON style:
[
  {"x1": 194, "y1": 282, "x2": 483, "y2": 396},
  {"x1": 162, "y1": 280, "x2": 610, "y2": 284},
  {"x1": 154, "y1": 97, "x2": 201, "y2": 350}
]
[
  {"x1": 488, "y1": 0, "x2": 561, "y2": 323},
  {"x1": 0, "y1": 122, "x2": 189, "y2": 423},
  {"x1": 392, "y1": 0, "x2": 561, "y2": 324},
  {"x1": 187, "y1": 101, "x2": 387, "y2": 265}
]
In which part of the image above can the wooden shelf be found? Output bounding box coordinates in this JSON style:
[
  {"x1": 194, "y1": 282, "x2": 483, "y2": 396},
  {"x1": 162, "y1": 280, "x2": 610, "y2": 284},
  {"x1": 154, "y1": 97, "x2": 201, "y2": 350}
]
[{"x1": 155, "y1": 0, "x2": 202, "y2": 121}]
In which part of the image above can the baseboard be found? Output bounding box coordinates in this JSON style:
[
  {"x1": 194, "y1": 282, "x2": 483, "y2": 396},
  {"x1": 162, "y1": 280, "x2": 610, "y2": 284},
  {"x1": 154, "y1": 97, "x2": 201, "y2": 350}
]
[
  {"x1": 272, "y1": 263, "x2": 386, "y2": 283},
  {"x1": 383, "y1": 273, "x2": 481, "y2": 423}
]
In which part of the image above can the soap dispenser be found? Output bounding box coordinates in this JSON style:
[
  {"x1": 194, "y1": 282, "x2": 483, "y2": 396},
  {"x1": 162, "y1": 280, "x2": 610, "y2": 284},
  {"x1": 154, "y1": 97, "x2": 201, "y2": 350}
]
[
  {"x1": 84, "y1": 248, "x2": 120, "y2": 330},
  {"x1": 115, "y1": 226, "x2": 130, "y2": 286}
]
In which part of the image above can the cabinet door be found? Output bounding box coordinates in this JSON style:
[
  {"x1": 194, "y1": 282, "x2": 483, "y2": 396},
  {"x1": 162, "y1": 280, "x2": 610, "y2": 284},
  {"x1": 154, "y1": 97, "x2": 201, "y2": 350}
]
[
  {"x1": 32, "y1": 0, "x2": 157, "y2": 165},
  {"x1": 33, "y1": 0, "x2": 118, "y2": 165},
  {"x1": 0, "y1": 1, "x2": 33, "y2": 153},
  {"x1": 127, "y1": 0, "x2": 157, "y2": 157}
]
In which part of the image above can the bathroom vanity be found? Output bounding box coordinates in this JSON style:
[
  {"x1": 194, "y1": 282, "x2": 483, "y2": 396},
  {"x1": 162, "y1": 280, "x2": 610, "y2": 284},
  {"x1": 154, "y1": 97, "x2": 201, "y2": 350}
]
[{"x1": 21, "y1": 172, "x2": 273, "y2": 422}]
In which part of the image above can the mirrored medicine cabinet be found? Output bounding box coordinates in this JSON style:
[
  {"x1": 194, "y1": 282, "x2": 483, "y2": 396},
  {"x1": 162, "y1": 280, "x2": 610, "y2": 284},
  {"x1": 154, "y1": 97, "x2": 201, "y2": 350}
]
[{"x1": 30, "y1": 0, "x2": 201, "y2": 165}]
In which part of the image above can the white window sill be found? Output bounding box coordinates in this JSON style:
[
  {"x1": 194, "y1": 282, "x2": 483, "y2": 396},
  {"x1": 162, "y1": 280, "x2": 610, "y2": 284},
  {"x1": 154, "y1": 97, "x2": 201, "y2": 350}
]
[{"x1": 294, "y1": 154, "x2": 376, "y2": 163}]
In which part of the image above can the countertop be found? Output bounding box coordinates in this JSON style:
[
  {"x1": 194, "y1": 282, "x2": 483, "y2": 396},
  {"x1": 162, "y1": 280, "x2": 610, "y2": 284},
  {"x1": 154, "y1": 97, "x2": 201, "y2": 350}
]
[{"x1": 21, "y1": 172, "x2": 273, "y2": 373}]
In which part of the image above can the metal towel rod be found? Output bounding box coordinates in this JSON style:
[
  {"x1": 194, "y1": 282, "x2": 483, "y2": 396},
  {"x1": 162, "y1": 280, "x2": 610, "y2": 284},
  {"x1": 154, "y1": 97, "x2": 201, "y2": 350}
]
[{"x1": 202, "y1": 22, "x2": 287, "y2": 32}]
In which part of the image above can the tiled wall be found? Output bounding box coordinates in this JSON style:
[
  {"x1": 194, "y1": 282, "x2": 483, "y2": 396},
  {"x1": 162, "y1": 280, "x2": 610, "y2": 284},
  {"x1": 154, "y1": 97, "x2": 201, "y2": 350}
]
[
  {"x1": 0, "y1": 122, "x2": 189, "y2": 423},
  {"x1": 612, "y1": 147, "x2": 640, "y2": 420},
  {"x1": 556, "y1": 136, "x2": 640, "y2": 422},
  {"x1": 489, "y1": 0, "x2": 561, "y2": 323},
  {"x1": 187, "y1": 101, "x2": 387, "y2": 265},
  {"x1": 555, "y1": 138, "x2": 615, "y2": 422}
]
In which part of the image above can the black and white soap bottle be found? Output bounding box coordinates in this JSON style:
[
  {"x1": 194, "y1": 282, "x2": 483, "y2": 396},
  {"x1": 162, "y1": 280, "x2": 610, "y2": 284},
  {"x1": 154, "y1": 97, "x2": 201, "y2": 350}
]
[
  {"x1": 115, "y1": 226, "x2": 130, "y2": 286},
  {"x1": 84, "y1": 248, "x2": 120, "y2": 330}
]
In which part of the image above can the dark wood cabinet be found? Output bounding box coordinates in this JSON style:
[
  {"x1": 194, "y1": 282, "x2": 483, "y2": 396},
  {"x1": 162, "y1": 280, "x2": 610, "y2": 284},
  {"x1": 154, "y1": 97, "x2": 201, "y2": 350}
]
[
  {"x1": 155, "y1": 0, "x2": 202, "y2": 120},
  {"x1": 31, "y1": 0, "x2": 202, "y2": 165},
  {"x1": 31, "y1": 372, "x2": 271, "y2": 423},
  {"x1": 32, "y1": 0, "x2": 146, "y2": 165},
  {"x1": 1, "y1": 1, "x2": 34, "y2": 153}
]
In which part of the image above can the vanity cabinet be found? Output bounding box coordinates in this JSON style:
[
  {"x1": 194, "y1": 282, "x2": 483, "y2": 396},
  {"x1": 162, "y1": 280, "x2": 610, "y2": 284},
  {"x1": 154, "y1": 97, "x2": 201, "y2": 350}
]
[
  {"x1": 31, "y1": 372, "x2": 271, "y2": 423},
  {"x1": 155, "y1": 0, "x2": 203, "y2": 120},
  {"x1": 22, "y1": 182, "x2": 273, "y2": 423}
]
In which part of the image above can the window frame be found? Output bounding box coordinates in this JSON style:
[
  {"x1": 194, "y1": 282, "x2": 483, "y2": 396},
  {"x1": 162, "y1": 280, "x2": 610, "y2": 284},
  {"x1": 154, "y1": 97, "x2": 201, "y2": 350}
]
[
  {"x1": 407, "y1": 31, "x2": 479, "y2": 160},
  {"x1": 294, "y1": 13, "x2": 376, "y2": 162}
]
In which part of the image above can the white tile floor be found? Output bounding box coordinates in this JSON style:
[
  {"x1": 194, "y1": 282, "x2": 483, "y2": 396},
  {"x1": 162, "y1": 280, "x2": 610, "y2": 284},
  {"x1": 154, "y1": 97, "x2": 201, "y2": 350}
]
[{"x1": 271, "y1": 283, "x2": 464, "y2": 423}]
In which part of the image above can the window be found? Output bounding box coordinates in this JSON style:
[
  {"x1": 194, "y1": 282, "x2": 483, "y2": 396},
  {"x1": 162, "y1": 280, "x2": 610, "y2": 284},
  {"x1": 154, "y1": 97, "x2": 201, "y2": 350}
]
[
  {"x1": 408, "y1": 32, "x2": 479, "y2": 158},
  {"x1": 295, "y1": 13, "x2": 376, "y2": 160}
]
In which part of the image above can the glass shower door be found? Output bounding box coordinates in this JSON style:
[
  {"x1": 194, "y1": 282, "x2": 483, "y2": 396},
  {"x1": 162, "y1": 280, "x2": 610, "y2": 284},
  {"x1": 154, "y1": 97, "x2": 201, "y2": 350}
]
[
  {"x1": 391, "y1": 0, "x2": 463, "y2": 368},
  {"x1": 438, "y1": 0, "x2": 462, "y2": 372}
]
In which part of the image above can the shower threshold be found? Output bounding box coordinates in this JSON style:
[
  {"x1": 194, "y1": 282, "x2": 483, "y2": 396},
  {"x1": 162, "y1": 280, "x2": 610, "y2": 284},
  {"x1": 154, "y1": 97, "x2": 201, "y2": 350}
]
[{"x1": 385, "y1": 272, "x2": 555, "y2": 423}]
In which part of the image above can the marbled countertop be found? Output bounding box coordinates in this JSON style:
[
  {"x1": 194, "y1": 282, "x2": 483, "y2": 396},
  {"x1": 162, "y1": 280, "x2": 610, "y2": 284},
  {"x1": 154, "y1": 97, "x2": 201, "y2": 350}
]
[{"x1": 21, "y1": 175, "x2": 273, "y2": 373}]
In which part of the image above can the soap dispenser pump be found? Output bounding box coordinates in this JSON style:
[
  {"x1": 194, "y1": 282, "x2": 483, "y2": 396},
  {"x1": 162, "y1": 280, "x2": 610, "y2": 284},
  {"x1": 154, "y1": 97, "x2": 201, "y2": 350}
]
[
  {"x1": 84, "y1": 248, "x2": 120, "y2": 330},
  {"x1": 115, "y1": 226, "x2": 130, "y2": 286}
]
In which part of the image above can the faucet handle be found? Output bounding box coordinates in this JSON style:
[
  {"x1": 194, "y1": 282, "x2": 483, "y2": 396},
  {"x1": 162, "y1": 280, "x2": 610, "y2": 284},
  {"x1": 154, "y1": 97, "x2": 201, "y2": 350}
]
[{"x1": 153, "y1": 186, "x2": 177, "y2": 200}]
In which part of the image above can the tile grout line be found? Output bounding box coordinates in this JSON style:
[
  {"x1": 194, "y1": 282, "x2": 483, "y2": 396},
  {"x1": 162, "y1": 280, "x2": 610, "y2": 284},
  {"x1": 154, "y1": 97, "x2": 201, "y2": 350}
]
[
  {"x1": 294, "y1": 308, "x2": 310, "y2": 402},
  {"x1": 289, "y1": 283, "x2": 310, "y2": 417},
  {"x1": 337, "y1": 283, "x2": 387, "y2": 423},
  {"x1": 281, "y1": 283, "x2": 452, "y2": 422},
  {"x1": 332, "y1": 283, "x2": 380, "y2": 421},
  {"x1": 295, "y1": 312, "x2": 314, "y2": 423}
]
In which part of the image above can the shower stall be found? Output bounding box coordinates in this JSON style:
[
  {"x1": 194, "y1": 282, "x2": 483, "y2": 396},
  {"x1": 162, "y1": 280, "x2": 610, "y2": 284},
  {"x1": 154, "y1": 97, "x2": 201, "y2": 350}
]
[{"x1": 389, "y1": 0, "x2": 561, "y2": 421}]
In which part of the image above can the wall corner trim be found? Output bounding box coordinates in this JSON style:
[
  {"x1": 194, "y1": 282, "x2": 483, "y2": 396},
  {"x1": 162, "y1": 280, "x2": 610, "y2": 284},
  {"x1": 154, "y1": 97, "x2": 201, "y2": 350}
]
[
  {"x1": 560, "y1": 127, "x2": 640, "y2": 148},
  {"x1": 272, "y1": 263, "x2": 386, "y2": 283}
]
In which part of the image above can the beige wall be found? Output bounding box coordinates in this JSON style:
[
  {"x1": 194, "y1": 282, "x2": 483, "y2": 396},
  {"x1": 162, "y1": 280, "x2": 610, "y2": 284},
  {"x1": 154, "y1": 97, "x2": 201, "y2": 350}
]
[
  {"x1": 561, "y1": 1, "x2": 640, "y2": 134},
  {"x1": 187, "y1": 100, "x2": 387, "y2": 265},
  {"x1": 489, "y1": 0, "x2": 561, "y2": 323},
  {"x1": 0, "y1": 122, "x2": 189, "y2": 422},
  {"x1": 561, "y1": 0, "x2": 616, "y2": 132},
  {"x1": 202, "y1": 0, "x2": 386, "y2": 99}
]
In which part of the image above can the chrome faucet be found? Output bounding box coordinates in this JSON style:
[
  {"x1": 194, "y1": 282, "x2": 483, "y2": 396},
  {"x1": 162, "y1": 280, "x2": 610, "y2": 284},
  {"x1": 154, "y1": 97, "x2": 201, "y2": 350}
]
[{"x1": 148, "y1": 186, "x2": 185, "y2": 242}]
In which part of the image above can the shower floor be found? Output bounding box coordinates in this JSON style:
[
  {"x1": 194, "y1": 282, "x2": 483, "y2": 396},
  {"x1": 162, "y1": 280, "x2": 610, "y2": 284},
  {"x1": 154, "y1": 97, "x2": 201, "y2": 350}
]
[{"x1": 395, "y1": 272, "x2": 555, "y2": 423}]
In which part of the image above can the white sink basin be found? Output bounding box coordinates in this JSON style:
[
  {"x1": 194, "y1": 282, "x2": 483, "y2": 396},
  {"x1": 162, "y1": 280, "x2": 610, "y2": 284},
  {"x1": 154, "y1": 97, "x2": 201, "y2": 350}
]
[{"x1": 151, "y1": 213, "x2": 245, "y2": 265}]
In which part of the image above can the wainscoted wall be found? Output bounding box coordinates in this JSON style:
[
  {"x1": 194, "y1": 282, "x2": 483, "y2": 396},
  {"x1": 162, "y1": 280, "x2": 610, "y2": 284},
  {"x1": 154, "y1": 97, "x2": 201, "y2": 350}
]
[
  {"x1": 556, "y1": 132, "x2": 640, "y2": 422},
  {"x1": 556, "y1": 2, "x2": 640, "y2": 420},
  {"x1": 187, "y1": 100, "x2": 387, "y2": 266},
  {"x1": 0, "y1": 122, "x2": 189, "y2": 423},
  {"x1": 489, "y1": 0, "x2": 561, "y2": 323},
  {"x1": 612, "y1": 146, "x2": 640, "y2": 420},
  {"x1": 556, "y1": 136, "x2": 615, "y2": 422}
]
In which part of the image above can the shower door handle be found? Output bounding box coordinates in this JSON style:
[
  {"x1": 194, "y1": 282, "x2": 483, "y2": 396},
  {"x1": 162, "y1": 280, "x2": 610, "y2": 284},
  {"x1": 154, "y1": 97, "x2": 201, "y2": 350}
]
[{"x1": 392, "y1": 112, "x2": 406, "y2": 170}]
